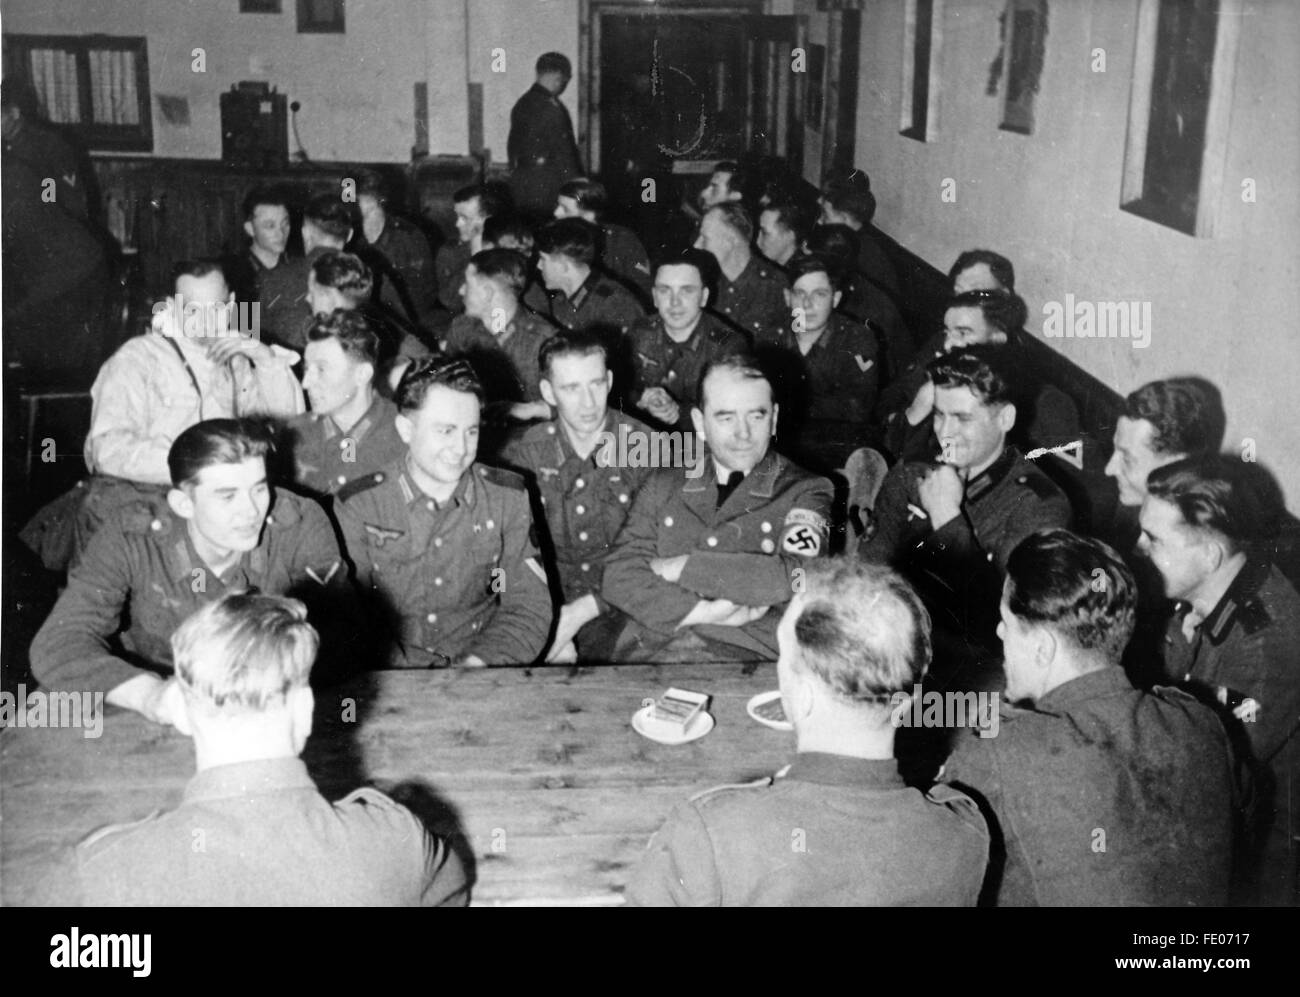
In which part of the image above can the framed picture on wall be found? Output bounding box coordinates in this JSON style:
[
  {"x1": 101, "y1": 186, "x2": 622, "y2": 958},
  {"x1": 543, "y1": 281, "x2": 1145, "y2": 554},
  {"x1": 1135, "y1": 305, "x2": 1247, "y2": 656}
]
[
  {"x1": 297, "y1": 0, "x2": 345, "y2": 34},
  {"x1": 999, "y1": 0, "x2": 1048, "y2": 134},
  {"x1": 239, "y1": 1, "x2": 282, "y2": 13}
]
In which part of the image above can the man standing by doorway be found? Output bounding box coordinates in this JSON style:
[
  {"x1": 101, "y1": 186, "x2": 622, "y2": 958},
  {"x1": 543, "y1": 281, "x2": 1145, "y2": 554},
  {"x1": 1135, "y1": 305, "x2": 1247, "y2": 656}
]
[{"x1": 508, "y1": 53, "x2": 583, "y2": 222}]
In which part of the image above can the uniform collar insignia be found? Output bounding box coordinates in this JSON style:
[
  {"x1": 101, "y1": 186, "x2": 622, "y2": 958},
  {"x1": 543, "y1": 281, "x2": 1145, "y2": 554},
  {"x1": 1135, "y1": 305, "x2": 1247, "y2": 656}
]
[
  {"x1": 1203, "y1": 556, "x2": 1272, "y2": 645},
  {"x1": 964, "y1": 446, "x2": 1018, "y2": 502}
]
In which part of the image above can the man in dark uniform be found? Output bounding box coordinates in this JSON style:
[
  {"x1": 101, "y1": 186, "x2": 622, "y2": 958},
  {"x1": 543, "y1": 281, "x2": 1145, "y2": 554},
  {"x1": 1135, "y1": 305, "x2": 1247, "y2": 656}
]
[
  {"x1": 264, "y1": 194, "x2": 356, "y2": 350},
  {"x1": 433, "y1": 184, "x2": 513, "y2": 320},
  {"x1": 626, "y1": 251, "x2": 747, "y2": 432},
  {"x1": 444, "y1": 248, "x2": 557, "y2": 422},
  {"x1": 226, "y1": 187, "x2": 303, "y2": 344},
  {"x1": 1143, "y1": 457, "x2": 1300, "y2": 906},
  {"x1": 500, "y1": 331, "x2": 656, "y2": 662},
  {"x1": 353, "y1": 168, "x2": 439, "y2": 331},
  {"x1": 756, "y1": 201, "x2": 810, "y2": 270},
  {"x1": 861, "y1": 348, "x2": 1072, "y2": 656},
  {"x1": 765, "y1": 254, "x2": 878, "y2": 473},
  {"x1": 693, "y1": 203, "x2": 787, "y2": 341},
  {"x1": 819, "y1": 173, "x2": 900, "y2": 302},
  {"x1": 507, "y1": 52, "x2": 583, "y2": 222},
  {"x1": 335, "y1": 358, "x2": 553, "y2": 668},
  {"x1": 626, "y1": 557, "x2": 989, "y2": 906},
  {"x1": 78, "y1": 592, "x2": 468, "y2": 907},
  {"x1": 554, "y1": 177, "x2": 653, "y2": 300},
  {"x1": 481, "y1": 214, "x2": 551, "y2": 316},
  {"x1": 536, "y1": 218, "x2": 645, "y2": 335},
  {"x1": 30, "y1": 420, "x2": 354, "y2": 727},
  {"x1": 943, "y1": 529, "x2": 1236, "y2": 906},
  {"x1": 287, "y1": 310, "x2": 406, "y2": 500},
  {"x1": 604, "y1": 355, "x2": 833, "y2": 662}
]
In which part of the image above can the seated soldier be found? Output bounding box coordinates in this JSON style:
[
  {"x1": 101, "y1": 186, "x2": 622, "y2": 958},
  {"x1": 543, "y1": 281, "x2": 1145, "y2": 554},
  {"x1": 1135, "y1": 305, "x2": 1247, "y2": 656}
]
[
  {"x1": 435, "y1": 183, "x2": 512, "y2": 319},
  {"x1": 805, "y1": 223, "x2": 912, "y2": 383},
  {"x1": 445, "y1": 248, "x2": 558, "y2": 422},
  {"x1": 949, "y1": 248, "x2": 1015, "y2": 295},
  {"x1": 626, "y1": 250, "x2": 747, "y2": 432},
  {"x1": 19, "y1": 260, "x2": 306, "y2": 573},
  {"x1": 942, "y1": 529, "x2": 1235, "y2": 906},
  {"x1": 756, "y1": 200, "x2": 811, "y2": 270},
  {"x1": 353, "y1": 168, "x2": 439, "y2": 330},
  {"x1": 31, "y1": 419, "x2": 353, "y2": 726},
  {"x1": 603, "y1": 354, "x2": 832, "y2": 663},
  {"x1": 335, "y1": 357, "x2": 553, "y2": 668},
  {"x1": 626, "y1": 557, "x2": 989, "y2": 906},
  {"x1": 77, "y1": 592, "x2": 468, "y2": 907},
  {"x1": 306, "y1": 250, "x2": 432, "y2": 391},
  {"x1": 764, "y1": 253, "x2": 878, "y2": 474},
  {"x1": 286, "y1": 310, "x2": 407, "y2": 500},
  {"x1": 554, "y1": 177, "x2": 653, "y2": 299},
  {"x1": 536, "y1": 217, "x2": 646, "y2": 340},
  {"x1": 224, "y1": 186, "x2": 297, "y2": 339},
  {"x1": 1142, "y1": 457, "x2": 1300, "y2": 906},
  {"x1": 500, "y1": 330, "x2": 657, "y2": 662},
  {"x1": 481, "y1": 213, "x2": 551, "y2": 315},
  {"x1": 818, "y1": 173, "x2": 900, "y2": 300},
  {"x1": 861, "y1": 348, "x2": 1071, "y2": 652},
  {"x1": 264, "y1": 193, "x2": 358, "y2": 350},
  {"x1": 694, "y1": 202, "x2": 788, "y2": 340}
]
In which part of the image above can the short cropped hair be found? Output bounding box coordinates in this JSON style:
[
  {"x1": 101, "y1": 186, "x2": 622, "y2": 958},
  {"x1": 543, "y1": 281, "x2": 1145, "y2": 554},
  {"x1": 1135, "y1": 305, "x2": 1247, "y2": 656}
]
[
  {"x1": 928, "y1": 346, "x2": 1016, "y2": 408},
  {"x1": 822, "y1": 179, "x2": 876, "y2": 226},
  {"x1": 712, "y1": 160, "x2": 751, "y2": 201},
  {"x1": 303, "y1": 194, "x2": 355, "y2": 241},
  {"x1": 1146, "y1": 456, "x2": 1275, "y2": 549},
  {"x1": 1123, "y1": 377, "x2": 1226, "y2": 458},
  {"x1": 787, "y1": 558, "x2": 932, "y2": 701},
  {"x1": 311, "y1": 250, "x2": 374, "y2": 304},
  {"x1": 762, "y1": 201, "x2": 813, "y2": 244},
  {"x1": 172, "y1": 593, "x2": 318, "y2": 714},
  {"x1": 395, "y1": 355, "x2": 485, "y2": 414},
  {"x1": 538, "y1": 328, "x2": 609, "y2": 380},
  {"x1": 483, "y1": 214, "x2": 535, "y2": 252},
  {"x1": 804, "y1": 223, "x2": 860, "y2": 270},
  {"x1": 696, "y1": 352, "x2": 772, "y2": 410},
  {"x1": 168, "y1": 418, "x2": 273, "y2": 489},
  {"x1": 468, "y1": 248, "x2": 528, "y2": 297},
  {"x1": 536, "y1": 52, "x2": 572, "y2": 76},
  {"x1": 948, "y1": 249, "x2": 1016, "y2": 293},
  {"x1": 706, "y1": 202, "x2": 753, "y2": 243},
  {"x1": 1005, "y1": 529, "x2": 1136, "y2": 663},
  {"x1": 654, "y1": 248, "x2": 717, "y2": 288},
  {"x1": 947, "y1": 289, "x2": 1028, "y2": 338},
  {"x1": 536, "y1": 217, "x2": 598, "y2": 267},
  {"x1": 242, "y1": 186, "x2": 289, "y2": 221},
  {"x1": 306, "y1": 309, "x2": 379, "y2": 367},
  {"x1": 785, "y1": 253, "x2": 843, "y2": 292},
  {"x1": 558, "y1": 178, "x2": 608, "y2": 218},
  {"x1": 453, "y1": 182, "x2": 513, "y2": 220},
  {"x1": 353, "y1": 168, "x2": 390, "y2": 206},
  {"x1": 171, "y1": 258, "x2": 228, "y2": 290}
]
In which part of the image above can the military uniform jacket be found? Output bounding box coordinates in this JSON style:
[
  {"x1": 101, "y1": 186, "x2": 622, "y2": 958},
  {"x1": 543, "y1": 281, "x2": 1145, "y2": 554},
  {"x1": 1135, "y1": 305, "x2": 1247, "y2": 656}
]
[
  {"x1": 30, "y1": 488, "x2": 347, "y2": 695},
  {"x1": 77, "y1": 758, "x2": 468, "y2": 906},
  {"x1": 603, "y1": 449, "x2": 832, "y2": 659},
  {"x1": 444, "y1": 308, "x2": 558, "y2": 403},
  {"x1": 336, "y1": 460, "x2": 552, "y2": 667},
  {"x1": 548, "y1": 270, "x2": 646, "y2": 337},
  {"x1": 715, "y1": 256, "x2": 788, "y2": 340},
  {"x1": 507, "y1": 83, "x2": 583, "y2": 215},
  {"x1": 501, "y1": 410, "x2": 655, "y2": 607},
  {"x1": 434, "y1": 241, "x2": 472, "y2": 314},
  {"x1": 359, "y1": 214, "x2": 439, "y2": 329},
  {"x1": 625, "y1": 753, "x2": 988, "y2": 906},
  {"x1": 286, "y1": 394, "x2": 407, "y2": 498},
  {"x1": 601, "y1": 223, "x2": 653, "y2": 299},
  {"x1": 627, "y1": 312, "x2": 747, "y2": 430},
  {"x1": 942, "y1": 668, "x2": 1236, "y2": 906}
]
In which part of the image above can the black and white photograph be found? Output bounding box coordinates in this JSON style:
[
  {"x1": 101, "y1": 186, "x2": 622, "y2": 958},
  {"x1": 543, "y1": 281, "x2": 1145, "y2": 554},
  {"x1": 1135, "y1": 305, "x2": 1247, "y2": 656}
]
[{"x1": 0, "y1": 0, "x2": 1296, "y2": 933}]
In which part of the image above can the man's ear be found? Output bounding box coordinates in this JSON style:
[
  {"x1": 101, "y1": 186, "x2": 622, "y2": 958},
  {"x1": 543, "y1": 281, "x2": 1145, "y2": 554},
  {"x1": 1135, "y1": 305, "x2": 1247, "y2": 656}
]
[
  {"x1": 789, "y1": 667, "x2": 816, "y2": 723},
  {"x1": 289, "y1": 686, "x2": 314, "y2": 752},
  {"x1": 1035, "y1": 625, "x2": 1058, "y2": 670},
  {"x1": 832, "y1": 289, "x2": 843, "y2": 310},
  {"x1": 355, "y1": 361, "x2": 376, "y2": 391},
  {"x1": 997, "y1": 402, "x2": 1018, "y2": 434},
  {"x1": 539, "y1": 378, "x2": 557, "y2": 409},
  {"x1": 690, "y1": 406, "x2": 706, "y2": 437},
  {"x1": 244, "y1": 219, "x2": 255, "y2": 240},
  {"x1": 783, "y1": 288, "x2": 793, "y2": 309},
  {"x1": 167, "y1": 487, "x2": 195, "y2": 521},
  {"x1": 395, "y1": 413, "x2": 413, "y2": 445},
  {"x1": 699, "y1": 286, "x2": 710, "y2": 309}
]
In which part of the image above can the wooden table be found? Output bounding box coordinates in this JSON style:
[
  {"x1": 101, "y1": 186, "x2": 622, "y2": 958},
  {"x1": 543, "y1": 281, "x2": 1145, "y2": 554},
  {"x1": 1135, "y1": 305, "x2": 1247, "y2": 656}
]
[{"x1": 1, "y1": 664, "x2": 792, "y2": 906}]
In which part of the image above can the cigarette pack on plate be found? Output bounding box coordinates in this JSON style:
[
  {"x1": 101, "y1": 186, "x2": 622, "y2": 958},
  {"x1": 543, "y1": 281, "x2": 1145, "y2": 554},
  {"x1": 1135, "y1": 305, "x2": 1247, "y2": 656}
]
[{"x1": 649, "y1": 688, "x2": 709, "y2": 729}]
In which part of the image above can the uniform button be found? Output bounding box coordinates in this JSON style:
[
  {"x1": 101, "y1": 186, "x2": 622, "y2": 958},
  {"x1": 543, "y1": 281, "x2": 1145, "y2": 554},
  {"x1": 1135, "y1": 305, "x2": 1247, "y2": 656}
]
[
  {"x1": 486, "y1": 519, "x2": 494, "y2": 529},
  {"x1": 541, "y1": 496, "x2": 547, "y2": 505},
  {"x1": 426, "y1": 613, "x2": 438, "y2": 624},
  {"x1": 664, "y1": 516, "x2": 674, "y2": 527},
  {"x1": 434, "y1": 577, "x2": 443, "y2": 586},
  {"x1": 427, "y1": 500, "x2": 436, "y2": 511},
  {"x1": 340, "y1": 438, "x2": 352, "y2": 451},
  {"x1": 336, "y1": 475, "x2": 347, "y2": 486},
  {"x1": 761, "y1": 539, "x2": 775, "y2": 554},
  {"x1": 578, "y1": 531, "x2": 588, "y2": 542},
  {"x1": 618, "y1": 493, "x2": 629, "y2": 504},
  {"x1": 761, "y1": 521, "x2": 772, "y2": 533},
  {"x1": 150, "y1": 519, "x2": 162, "y2": 531},
  {"x1": 575, "y1": 505, "x2": 585, "y2": 515},
  {"x1": 706, "y1": 536, "x2": 718, "y2": 547},
  {"x1": 581, "y1": 563, "x2": 590, "y2": 572},
  {"x1": 575, "y1": 478, "x2": 584, "y2": 489},
  {"x1": 434, "y1": 537, "x2": 443, "y2": 548}
]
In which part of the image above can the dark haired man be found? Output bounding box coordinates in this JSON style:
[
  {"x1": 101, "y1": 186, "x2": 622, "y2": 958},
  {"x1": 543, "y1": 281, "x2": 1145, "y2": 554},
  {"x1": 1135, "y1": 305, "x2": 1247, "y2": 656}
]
[
  {"x1": 287, "y1": 310, "x2": 406, "y2": 500},
  {"x1": 435, "y1": 183, "x2": 513, "y2": 318},
  {"x1": 481, "y1": 213, "x2": 551, "y2": 315},
  {"x1": 756, "y1": 201, "x2": 810, "y2": 269},
  {"x1": 264, "y1": 193, "x2": 358, "y2": 349},
  {"x1": 229, "y1": 186, "x2": 307, "y2": 344},
  {"x1": 819, "y1": 174, "x2": 899, "y2": 300},
  {"x1": 554, "y1": 177, "x2": 653, "y2": 298},
  {"x1": 943, "y1": 529, "x2": 1235, "y2": 906},
  {"x1": 31, "y1": 419, "x2": 350, "y2": 726},
  {"x1": 626, "y1": 251, "x2": 746, "y2": 432},
  {"x1": 1142, "y1": 457, "x2": 1300, "y2": 905},
  {"x1": 353, "y1": 168, "x2": 439, "y2": 329},
  {"x1": 694, "y1": 203, "x2": 787, "y2": 340},
  {"x1": 507, "y1": 52, "x2": 583, "y2": 219},
  {"x1": 628, "y1": 558, "x2": 988, "y2": 906},
  {"x1": 536, "y1": 217, "x2": 645, "y2": 339},
  {"x1": 948, "y1": 249, "x2": 1015, "y2": 294},
  {"x1": 501, "y1": 330, "x2": 657, "y2": 661},
  {"x1": 335, "y1": 358, "x2": 552, "y2": 668},
  {"x1": 604, "y1": 355, "x2": 832, "y2": 662}
]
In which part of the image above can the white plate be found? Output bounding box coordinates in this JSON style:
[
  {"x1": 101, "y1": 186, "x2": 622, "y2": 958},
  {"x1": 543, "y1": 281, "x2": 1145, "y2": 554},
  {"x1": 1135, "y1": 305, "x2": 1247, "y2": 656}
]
[
  {"x1": 746, "y1": 690, "x2": 793, "y2": 731},
  {"x1": 632, "y1": 704, "x2": 715, "y2": 745}
]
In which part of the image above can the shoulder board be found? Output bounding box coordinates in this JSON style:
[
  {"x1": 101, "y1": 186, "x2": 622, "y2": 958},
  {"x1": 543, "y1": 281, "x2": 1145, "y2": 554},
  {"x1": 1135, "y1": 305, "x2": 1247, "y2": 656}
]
[
  {"x1": 78, "y1": 811, "x2": 164, "y2": 850},
  {"x1": 265, "y1": 487, "x2": 306, "y2": 528},
  {"x1": 337, "y1": 786, "x2": 402, "y2": 810},
  {"x1": 1236, "y1": 597, "x2": 1272, "y2": 636},
  {"x1": 689, "y1": 775, "x2": 773, "y2": 803},
  {"x1": 1013, "y1": 466, "x2": 1064, "y2": 501},
  {"x1": 594, "y1": 283, "x2": 617, "y2": 298},
  {"x1": 337, "y1": 471, "x2": 388, "y2": 504},
  {"x1": 519, "y1": 420, "x2": 559, "y2": 444},
  {"x1": 478, "y1": 464, "x2": 527, "y2": 491},
  {"x1": 1149, "y1": 683, "x2": 1202, "y2": 708},
  {"x1": 926, "y1": 782, "x2": 977, "y2": 807},
  {"x1": 121, "y1": 497, "x2": 173, "y2": 536}
]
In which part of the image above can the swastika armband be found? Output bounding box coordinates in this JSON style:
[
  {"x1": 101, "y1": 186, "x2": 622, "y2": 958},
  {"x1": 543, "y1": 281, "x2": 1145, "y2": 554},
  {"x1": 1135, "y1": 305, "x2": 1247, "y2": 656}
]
[{"x1": 781, "y1": 508, "x2": 828, "y2": 556}]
